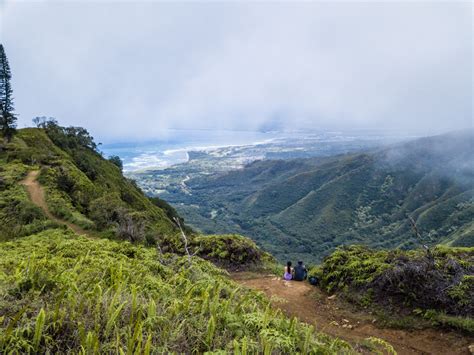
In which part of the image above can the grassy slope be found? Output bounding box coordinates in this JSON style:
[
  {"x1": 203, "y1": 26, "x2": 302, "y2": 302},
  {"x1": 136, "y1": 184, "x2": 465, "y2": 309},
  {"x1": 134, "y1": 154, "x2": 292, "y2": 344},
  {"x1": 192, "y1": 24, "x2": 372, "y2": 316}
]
[
  {"x1": 0, "y1": 128, "x2": 176, "y2": 240},
  {"x1": 0, "y1": 230, "x2": 353, "y2": 353},
  {"x1": 165, "y1": 131, "x2": 474, "y2": 263}
]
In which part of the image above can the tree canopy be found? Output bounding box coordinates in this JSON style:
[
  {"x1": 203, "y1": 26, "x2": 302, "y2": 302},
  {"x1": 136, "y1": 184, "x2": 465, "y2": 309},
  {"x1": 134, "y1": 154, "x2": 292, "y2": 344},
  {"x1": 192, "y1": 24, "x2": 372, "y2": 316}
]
[{"x1": 0, "y1": 44, "x2": 16, "y2": 141}]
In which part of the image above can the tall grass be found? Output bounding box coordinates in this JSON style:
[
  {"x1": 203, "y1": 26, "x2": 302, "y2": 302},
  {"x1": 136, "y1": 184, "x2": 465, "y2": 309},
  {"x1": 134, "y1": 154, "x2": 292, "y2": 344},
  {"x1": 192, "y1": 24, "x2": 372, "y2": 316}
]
[{"x1": 0, "y1": 229, "x2": 353, "y2": 353}]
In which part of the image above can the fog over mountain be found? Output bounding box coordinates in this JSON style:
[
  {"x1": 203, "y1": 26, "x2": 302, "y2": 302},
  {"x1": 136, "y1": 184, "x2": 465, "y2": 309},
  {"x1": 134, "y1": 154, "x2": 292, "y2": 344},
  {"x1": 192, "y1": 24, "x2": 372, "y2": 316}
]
[{"x1": 1, "y1": 1, "x2": 472, "y2": 141}]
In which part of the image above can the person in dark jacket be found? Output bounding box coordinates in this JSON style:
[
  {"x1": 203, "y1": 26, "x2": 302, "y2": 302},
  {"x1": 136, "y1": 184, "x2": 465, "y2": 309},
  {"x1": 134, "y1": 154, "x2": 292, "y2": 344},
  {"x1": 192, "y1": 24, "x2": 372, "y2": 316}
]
[{"x1": 293, "y1": 261, "x2": 307, "y2": 281}]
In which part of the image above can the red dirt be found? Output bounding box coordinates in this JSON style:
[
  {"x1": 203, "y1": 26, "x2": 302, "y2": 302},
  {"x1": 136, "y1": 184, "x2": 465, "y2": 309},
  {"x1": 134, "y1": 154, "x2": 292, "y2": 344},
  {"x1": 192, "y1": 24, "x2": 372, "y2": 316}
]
[
  {"x1": 232, "y1": 272, "x2": 474, "y2": 355},
  {"x1": 20, "y1": 170, "x2": 89, "y2": 236}
]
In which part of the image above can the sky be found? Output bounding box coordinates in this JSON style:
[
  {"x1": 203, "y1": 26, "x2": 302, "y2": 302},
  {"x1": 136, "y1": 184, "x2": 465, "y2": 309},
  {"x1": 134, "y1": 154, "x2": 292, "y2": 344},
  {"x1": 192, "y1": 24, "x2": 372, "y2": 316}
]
[{"x1": 0, "y1": 0, "x2": 472, "y2": 142}]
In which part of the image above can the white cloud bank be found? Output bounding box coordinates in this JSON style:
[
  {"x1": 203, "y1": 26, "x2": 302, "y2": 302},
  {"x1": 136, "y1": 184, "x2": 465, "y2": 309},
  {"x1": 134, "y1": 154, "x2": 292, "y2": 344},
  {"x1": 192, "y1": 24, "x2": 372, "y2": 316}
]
[{"x1": 0, "y1": 1, "x2": 472, "y2": 141}]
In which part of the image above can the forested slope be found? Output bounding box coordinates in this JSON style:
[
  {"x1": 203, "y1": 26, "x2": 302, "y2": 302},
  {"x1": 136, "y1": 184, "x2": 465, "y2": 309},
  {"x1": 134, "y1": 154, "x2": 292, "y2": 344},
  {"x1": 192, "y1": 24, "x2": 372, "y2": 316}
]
[{"x1": 166, "y1": 131, "x2": 474, "y2": 262}]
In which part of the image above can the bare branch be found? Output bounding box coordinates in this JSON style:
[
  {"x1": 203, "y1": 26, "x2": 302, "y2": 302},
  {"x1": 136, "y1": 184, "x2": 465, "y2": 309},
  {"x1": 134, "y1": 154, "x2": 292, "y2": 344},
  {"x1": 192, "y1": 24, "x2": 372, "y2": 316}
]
[
  {"x1": 173, "y1": 217, "x2": 192, "y2": 265},
  {"x1": 408, "y1": 216, "x2": 422, "y2": 239},
  {"x1": 408, "y1": 215, "x2": 432, "y2": 260},
  {"x1": 156, "y1": 240, "x2": 164, "y2": 264}
]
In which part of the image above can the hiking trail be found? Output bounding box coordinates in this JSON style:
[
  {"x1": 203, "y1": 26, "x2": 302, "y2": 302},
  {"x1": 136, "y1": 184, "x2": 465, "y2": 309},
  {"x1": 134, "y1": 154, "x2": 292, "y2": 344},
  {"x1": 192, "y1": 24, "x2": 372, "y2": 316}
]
[
  {"x1": 232, "y1": 273, "x2": 474, "y2": 355},
  {"x1": 20, "y1": 170, "x2": 89, "y2": 236}
]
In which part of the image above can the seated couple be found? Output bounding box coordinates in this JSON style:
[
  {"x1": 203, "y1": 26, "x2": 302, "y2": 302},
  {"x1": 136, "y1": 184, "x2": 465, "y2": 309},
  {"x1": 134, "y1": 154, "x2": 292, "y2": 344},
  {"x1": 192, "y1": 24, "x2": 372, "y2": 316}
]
[{"x1": 283, "y1": 261, "x2": 307, "y2": 281}]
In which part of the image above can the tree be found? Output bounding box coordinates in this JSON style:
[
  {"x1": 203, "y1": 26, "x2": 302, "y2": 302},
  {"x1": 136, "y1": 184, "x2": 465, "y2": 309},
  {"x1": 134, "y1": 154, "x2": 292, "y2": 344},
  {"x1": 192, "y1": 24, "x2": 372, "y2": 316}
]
[
  {"x1": 0, "y1": 44, "x2": 16, "y2": 141},
  {"x1": 34, "y1": 118, "x2": 99, "y2": 152},
  {"x1": 33, "y1": 116, "x2": 57, "y2": 128},
  {"x1": 108, "y1": 155, "x2": 123, "y2": 171}
]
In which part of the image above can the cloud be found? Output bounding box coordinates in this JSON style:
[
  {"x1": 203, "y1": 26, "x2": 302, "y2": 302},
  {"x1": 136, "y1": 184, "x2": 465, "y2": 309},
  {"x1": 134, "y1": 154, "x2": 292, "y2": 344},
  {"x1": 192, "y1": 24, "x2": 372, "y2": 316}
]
[{"x1": 1, "y1": 1, "x2": 472, "y2": 141}]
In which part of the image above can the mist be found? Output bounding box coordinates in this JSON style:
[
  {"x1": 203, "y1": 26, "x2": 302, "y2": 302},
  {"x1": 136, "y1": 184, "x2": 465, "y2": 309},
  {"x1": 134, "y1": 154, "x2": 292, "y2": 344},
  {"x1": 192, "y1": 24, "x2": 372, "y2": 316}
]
[{"x1": 0, "y1": 1, "x2": 472, "y2": 142}]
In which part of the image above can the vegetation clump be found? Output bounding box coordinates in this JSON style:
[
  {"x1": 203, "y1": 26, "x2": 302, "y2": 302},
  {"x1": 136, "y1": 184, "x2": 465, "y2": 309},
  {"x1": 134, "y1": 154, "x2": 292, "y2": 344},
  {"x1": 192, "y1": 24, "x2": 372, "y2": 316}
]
[
  {"x1": 311, "y1": 245, "x2": 474, "y2": 332},
  {"x1": 194, "y1": 234, "x2": 274, "y2": 269}
]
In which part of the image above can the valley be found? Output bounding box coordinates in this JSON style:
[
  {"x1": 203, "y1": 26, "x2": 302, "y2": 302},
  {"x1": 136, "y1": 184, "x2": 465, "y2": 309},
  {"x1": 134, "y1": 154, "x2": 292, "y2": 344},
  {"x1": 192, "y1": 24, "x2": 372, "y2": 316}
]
[
  {"x1": 130, "y1": 131, "x2": 474, "y2": 263},
  {"x1": 125, "y1": 130, "x2": 407, "y2": 195}
]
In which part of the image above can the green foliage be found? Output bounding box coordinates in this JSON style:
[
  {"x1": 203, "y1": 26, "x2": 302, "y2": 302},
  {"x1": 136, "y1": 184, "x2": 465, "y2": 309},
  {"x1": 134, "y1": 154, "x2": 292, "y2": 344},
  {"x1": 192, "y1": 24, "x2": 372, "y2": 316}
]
[
  {"x1": 447, "y1": 275, "x2": 474, "y2": 307},
  {"x1": 0, "y1": 44, "x2": 16, "y2": 141},
  {"x1": 0, "y1": 230, "x2": 352, "y2": 353},
  {"x1": 314, "y1": 245, "x2": 394, "y2": 293},
  {"x1": 361, "y1": 337, "x2": 396, "y2": 355},
  {"x1": 39, "y1": 118, "x2": 98, "y2": 152},
  {"x1": 314, "y1": 245, "x2": 474, "y2": 333},
  {"x1": 108, "y1": 155, "x2": 123, "y2": 172},
  {"x1": 0, "y1": 161, "x2": 57, "y2": 239},
  {"x1": 194, "y1": 234, "x2": 274, "y2": 269},
  {"x1": 0, "y1": 128, "x2": 177, "y2": 241},
  {"x1": 433, "y1": 313, "x2": 474, "y2": 333},
  {"x1": 33, "y1": 308, "x2": 46, "y2": 352}
]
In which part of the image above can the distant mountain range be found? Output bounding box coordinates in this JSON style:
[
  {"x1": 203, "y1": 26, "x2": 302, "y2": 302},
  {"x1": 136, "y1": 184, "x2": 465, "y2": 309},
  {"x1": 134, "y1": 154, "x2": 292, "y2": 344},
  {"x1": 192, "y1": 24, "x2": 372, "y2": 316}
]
[{"x1": 159, "y1": 131, "x2": 474, "y2": 263}]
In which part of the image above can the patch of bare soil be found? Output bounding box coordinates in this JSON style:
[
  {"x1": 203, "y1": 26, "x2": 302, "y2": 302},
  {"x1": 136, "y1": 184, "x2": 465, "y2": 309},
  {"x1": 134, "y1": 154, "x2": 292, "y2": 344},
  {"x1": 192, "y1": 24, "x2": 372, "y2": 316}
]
[{"x1": 232, "y1": 272, "x2": 473, "y2": 355}]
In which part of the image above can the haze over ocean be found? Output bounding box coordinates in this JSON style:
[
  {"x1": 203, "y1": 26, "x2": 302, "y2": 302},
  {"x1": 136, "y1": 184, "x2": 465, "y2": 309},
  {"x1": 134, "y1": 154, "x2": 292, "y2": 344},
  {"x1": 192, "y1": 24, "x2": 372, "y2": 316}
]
[{"x1": 100, "y1": 129, "x2": 280, "y2": 171}]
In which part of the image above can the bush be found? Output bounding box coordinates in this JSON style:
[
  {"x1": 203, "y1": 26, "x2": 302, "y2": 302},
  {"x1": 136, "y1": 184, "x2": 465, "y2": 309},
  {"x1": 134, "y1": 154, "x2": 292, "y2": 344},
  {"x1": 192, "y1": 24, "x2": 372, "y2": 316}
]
[
  {"x1": 149, "y1": 196, "x2": 192, "y2": 233},
  {"x1": 315, "y1": 245, "x2": 474, "y2": 323},
  {"x1": 72, "y1": 150, "x2": 98, "y2": 180},
  {"x1": 116, "y1": 210, "x2": 147, "y2": 243},
  {"x1": 108, "y1": 155, "x2": 123, "y2": 171},
  {"x1": 89, "y1": 195, "x2": 125, "y2": 229},
  {"x1": 194, "y1": 234, "x2": 272, "y2": 269},
  {"x1": 56, "y1": 168, "x2": 75, "y2": 194},
  {"x1": 40, "y1": 119, "x2": 98, "y2": 152}
]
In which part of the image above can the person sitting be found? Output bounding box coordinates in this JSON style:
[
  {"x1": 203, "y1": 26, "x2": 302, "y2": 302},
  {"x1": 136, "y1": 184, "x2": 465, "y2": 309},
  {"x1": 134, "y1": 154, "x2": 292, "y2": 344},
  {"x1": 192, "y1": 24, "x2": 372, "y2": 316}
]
[
  {"x1": 293, "y1": 261, "x2": 307, "y2": 281},
  {"x1": 283, "y1": 261, "x2": 293, "y2": 281}
]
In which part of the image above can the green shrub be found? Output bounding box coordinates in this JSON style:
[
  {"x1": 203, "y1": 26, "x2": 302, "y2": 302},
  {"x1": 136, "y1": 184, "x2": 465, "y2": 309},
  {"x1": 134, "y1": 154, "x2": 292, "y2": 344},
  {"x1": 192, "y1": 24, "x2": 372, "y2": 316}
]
[
  {"x1": 107, "y1": 155, "x2": 123, "y2": 171},
  {"x1": 314, "y1": 245, "x2": 474, "y2": 333},
  {"x1": 194, "y1": 234, "x2": 273, "y2": 269}
]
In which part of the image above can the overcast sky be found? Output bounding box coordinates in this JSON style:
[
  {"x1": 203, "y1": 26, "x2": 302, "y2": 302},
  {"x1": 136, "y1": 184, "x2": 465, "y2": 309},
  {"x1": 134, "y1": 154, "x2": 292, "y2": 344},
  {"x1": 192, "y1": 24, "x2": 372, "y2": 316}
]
[{"x1": 0, "y1": 1, "x2": 472, "y2": 142}]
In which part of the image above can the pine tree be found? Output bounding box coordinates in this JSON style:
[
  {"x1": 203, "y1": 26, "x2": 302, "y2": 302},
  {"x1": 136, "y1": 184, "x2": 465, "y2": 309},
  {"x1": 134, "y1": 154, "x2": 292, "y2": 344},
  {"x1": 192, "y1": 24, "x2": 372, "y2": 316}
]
[{"x1": 0, "y1": 44, "x2": 16, "y2": 141}]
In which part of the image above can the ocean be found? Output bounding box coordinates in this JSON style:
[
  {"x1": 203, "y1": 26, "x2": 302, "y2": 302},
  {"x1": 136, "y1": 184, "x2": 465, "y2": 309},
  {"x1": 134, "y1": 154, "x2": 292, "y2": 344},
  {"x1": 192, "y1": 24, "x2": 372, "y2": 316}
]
[{"x1": 100, "y1": 129, "x2": 280, "y2": 172}]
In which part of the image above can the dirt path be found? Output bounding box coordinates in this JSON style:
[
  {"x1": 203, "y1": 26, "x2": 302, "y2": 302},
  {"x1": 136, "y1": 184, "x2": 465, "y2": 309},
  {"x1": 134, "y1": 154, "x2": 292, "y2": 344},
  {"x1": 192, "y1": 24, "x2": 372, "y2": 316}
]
[
  {"x1": 232, "y1": 273, "x2": 473, "y2": 355},
  {"x1": 20, "y1": 170, "x2": 89, "y2": 236}
]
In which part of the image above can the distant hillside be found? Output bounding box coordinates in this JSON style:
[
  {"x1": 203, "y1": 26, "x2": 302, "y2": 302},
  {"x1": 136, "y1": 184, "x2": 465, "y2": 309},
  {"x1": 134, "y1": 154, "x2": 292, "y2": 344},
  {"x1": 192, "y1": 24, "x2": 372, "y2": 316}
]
[{"x1": 164, "y1": 131, "x2": 474, "y2": 262}]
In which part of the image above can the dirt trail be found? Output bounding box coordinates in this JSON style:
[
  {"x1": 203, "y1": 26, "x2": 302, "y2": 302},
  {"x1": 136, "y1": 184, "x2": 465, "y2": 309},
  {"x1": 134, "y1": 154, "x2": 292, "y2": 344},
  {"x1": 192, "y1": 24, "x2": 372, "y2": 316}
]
[
  {"x1": 232, "y1": 273, "x2": 473, "y2": 355},
  {"x1": 20, "y1": 170, "x2": 89, "y2": 236}
]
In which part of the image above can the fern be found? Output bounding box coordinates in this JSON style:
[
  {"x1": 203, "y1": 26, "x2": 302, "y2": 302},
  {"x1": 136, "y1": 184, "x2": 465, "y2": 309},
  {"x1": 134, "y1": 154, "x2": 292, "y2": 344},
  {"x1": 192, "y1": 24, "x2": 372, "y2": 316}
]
[{"x1": 33, "y1": 308, "x2": 46, "y2": 351}]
